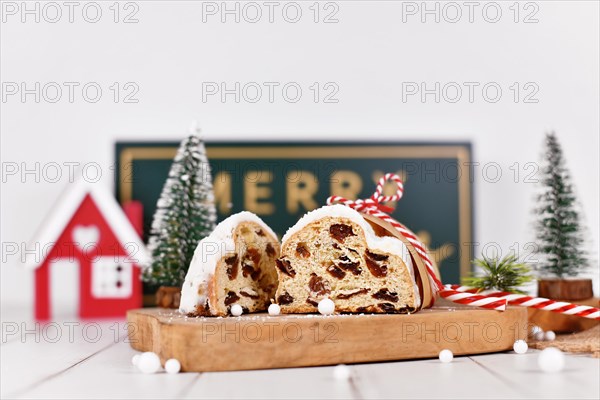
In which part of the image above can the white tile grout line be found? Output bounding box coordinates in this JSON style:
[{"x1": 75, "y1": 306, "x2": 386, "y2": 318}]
[
  {"x1": 177, "y1": 373, "x2": 202, "y2": 399},
  {"x1": 6, "y1": 335, "x2": 127, "y2": 400},
  {"x1": 346, "y1": 363, "x2": 383, "y2": 400},
  {"x1": 467, "y1": 354, "x2": 531, "y2": 397},
  {"x1": 471, "y1": 351, "x2": 600, "y2": 398},
  {"x1": 348, "y1": 370, "x2": 364, "y2": 400}
]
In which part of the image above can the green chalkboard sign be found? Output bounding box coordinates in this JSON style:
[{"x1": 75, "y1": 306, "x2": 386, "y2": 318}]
[{"x1": 115, "y1": 142, "x2": 473, "y2": 284}]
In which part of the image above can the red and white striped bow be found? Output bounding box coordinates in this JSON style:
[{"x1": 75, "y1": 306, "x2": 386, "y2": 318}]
[
  {"x1": 328, "y1": 172, "x2": 404, "y2": 214},
  {"x1": 327, "y1": 173, "x2": 446, "y2": 304}
]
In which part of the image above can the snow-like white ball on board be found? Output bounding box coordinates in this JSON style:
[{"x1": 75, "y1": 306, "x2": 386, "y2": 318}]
[
  {"x1": 318, "y1": 298, "x2": 335, "y2": 315},
  {"x1": 333, "y1": 364, "x2": 351, "y2": 380},
  {"x1": 530, "y1": 325, "x2": 542, "y2": 336},
  {"x1": 439, "y1": 349, "x2": 453, "y2": 363},
  {"x1": 132, "y1": 354, "x2": 140, "y2": 366},
  {"x1": 165, "y1": 358, "x2": 181, "y2": 374},
  {"x1": 513, "y1": 340, "x2": 528, "y2": 354},
  {"x1": 545, "y1": 331, "x2": 556, "y2": 341},
  {"x1": 230, "y1": 304, "x2": 243, "y2": 316},
  {"x1": 138, "y1": 352, "x2": 161, "y2": 374},
  {"x1": 268, "y1": 303, "x2": 281, "y2": 316},
  {"x1": 538, "y1": 347, "x2": 565, "y2": 373}
]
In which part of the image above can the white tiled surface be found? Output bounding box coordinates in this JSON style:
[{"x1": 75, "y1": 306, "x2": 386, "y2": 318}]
[{"x1": 1, "y1": 310, "x2": 598, "y2": 399}]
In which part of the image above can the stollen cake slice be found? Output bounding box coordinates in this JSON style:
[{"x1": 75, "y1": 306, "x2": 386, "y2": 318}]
[
  {"x1": 275, "y1": 205, "x2": 420, "y2": 314},
  {"x1": 180, "y1": 212, "x2": 280, "y2": 316}
]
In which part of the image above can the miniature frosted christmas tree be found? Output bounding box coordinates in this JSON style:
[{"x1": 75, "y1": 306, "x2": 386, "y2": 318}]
[
  {"x1": 535, "y1": 132, "x2": 588, "y2": 278},
  {"x1": 144, "y1": 122, "x2": 217, "y2": 288}
]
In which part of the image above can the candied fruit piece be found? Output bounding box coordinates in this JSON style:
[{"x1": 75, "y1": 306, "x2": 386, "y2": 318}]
[
  {"x1": 265, "y1": 243, "x2": 276, "y2": 257},
  {"x1": 327, "y1": 264, "x2": 346, "y2": 279},
  {"x1": 296, "y1": 243, "x2": 311, "y2": 258},
  {"x1": 365, "y1": 252, "x2": 388, "y2": 277},
  {"x1": 306, "y1": 298, "x2": 319, "y2": 306},
  {"x1": 366, "y1": 250, "x2": 389, "y2": 261},
  {"x1": 224, "y1": 291, "x2": 240, "y2": 306},
  {"x1": 242, "y1": 263, "x2": 255, "y2": 278},
  {"x1": 308, "y1": 273, "x2": 331, "y2": 296},
  {"x1": 337, "y1": 260, "x2": 362, "y2": 276},
  {"x1": 372, "y1": 288, "x2": 399, "y2": 302},
  {"x1": 329, "y1": 224, "x2": 355, "y2": 242},
  {"x1": 225, "y1": 254, "x2": 239, "y2": 280},
  {"x1": 277, "y1": 292, "x2": 294, "y2": 304},
  {"x1": 276, "y1": 258, "x2": 296, "y2": 277}
]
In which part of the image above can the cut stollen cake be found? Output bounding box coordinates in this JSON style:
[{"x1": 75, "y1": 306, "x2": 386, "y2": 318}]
[
  {"x1": 179, "y1": 212, "x2": 280, "y2": 316},
  {"x1": 274, "y1": 204, "x2": 420, "y2": 313}
]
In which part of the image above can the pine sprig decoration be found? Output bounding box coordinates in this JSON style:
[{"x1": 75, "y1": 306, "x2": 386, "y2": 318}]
[
  {"x1": 462, "y1": 254, "x2": 534, "y2": 294},
  {"x1": 534, "y1": 132, "x2": 588, "y2": 278},
  {"x1": 143, "y1": 126, "x2": 217, "y2": 287}
]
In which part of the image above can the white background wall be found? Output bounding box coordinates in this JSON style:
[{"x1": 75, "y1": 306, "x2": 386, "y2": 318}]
[{"x1": 2, "y1": 1, "x2": 599, "y2": 313}]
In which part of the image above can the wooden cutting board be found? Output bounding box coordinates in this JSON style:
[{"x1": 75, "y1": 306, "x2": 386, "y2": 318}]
[{"x1": 127, "y1": 300, "x2": 527, "y2": 372}]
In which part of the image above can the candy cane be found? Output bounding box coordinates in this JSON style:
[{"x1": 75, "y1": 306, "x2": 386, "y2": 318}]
[
  {"x1": 447, "y1": 285, "x2": 600, "y2": 320},
  {"x1": 327, "y1": 173, "x2": 508, "y2": 311}
]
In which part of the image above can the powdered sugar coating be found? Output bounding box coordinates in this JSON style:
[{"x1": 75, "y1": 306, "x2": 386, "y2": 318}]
[
  {"x1": 179, "y1": 212, "x2": 277, "y2": 315},
  {"x1": 281, "y1": 205, "x2": 420, "y2": 308}
]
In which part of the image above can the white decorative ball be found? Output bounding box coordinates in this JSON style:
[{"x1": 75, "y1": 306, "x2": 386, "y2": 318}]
[
  {"x1": 318, "y1": 298, "x2": 335, "y2": 315},
  {"x1": 333, "y1": 364, "x2": 351, "y2": 380},
  {"x1": 538, "y1": 347, "x2": 565, "y2": 373},
  {"x1": 534, "y1": 331, "x2": 546, "y2": 342},
  {"x1": 439, "y1": 349, "x2": 453, "y2": 363},
  {"x1": 138, "y1": 352, "x2": 161, "y2": 374},
  {"x1": 230, "y1": 304, "x2": 243, "y2": 317},
  {"x1": 132, "y1": 354, "x2": 140, "y2": 366},
  {"x1": 545, "y1": 331, "x2": 556, "y2": 341},
  {"x1": 530, "y1": 325, "x2": 543, "y2": 336},
  {"x1": 268, "y1": 303, "x2": 281, "y2": 316},
  {"x1": 165, "y1": 358, "x2": 181, "y2": 374},
  {"x1": 513, "y1": 340, "x2": 528, "y2": 354}
]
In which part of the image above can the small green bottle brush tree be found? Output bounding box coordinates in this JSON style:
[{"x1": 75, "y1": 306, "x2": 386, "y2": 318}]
[
  {"x1": 533, "y1": 132, "x2": 593, "y2": 301},
  {"x1": 534, "y1": 132, "x2": 589, "y2": 278},
  {"x1": 143, "y1": 124, "x2": 217, "y2": 307}
]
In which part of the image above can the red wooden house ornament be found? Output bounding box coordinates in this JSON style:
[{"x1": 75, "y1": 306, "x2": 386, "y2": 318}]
[{"x1": 25, "y1": 179, "x2": 149, "y2": 320}]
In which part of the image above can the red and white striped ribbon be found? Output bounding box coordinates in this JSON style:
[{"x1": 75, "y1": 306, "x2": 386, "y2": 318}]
[
  {"x1": 447, "y1": 284, "x2": 600, "y2": 319},
  {"x1": 437, "y1": 288, "x2": 507, "y2": 311},
  {"x1": 328, "y1": 173, "x2": 404, "y2": 214},
  {"x1": 327, "y1": 173, "x2": 508, "y2": 311}
]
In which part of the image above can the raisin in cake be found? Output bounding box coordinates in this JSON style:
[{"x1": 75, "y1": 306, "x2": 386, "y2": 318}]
[
  {"x1": 274, "y1": 205, "x2": 420, "y2": 314},
  {"x1": 179, "y1": 212, "x2": 280, "y2": 317}
]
